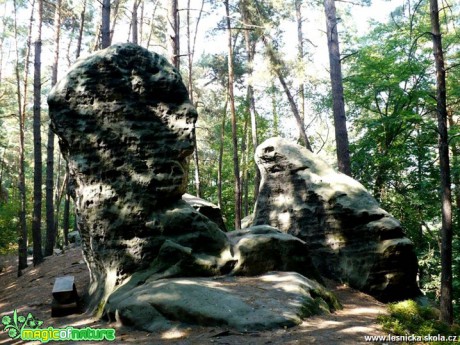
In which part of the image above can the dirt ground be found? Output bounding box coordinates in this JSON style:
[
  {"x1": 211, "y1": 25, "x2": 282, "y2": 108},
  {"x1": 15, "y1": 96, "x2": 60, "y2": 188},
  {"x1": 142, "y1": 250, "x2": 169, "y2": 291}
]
[{"x1": 0, "y1": 247, "x2": 391, "y2": 344}]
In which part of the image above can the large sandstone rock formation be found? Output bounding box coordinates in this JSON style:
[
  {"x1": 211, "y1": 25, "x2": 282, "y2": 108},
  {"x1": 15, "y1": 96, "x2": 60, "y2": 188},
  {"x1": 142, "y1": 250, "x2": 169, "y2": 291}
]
[
  {"x1": 252, "y1": 137, "x2": 420, "y2": 302},
  {"x1": 48, "y1": 44, "x2": 332, "y2": 329},
  {"x1": 48, "y1": 43, "x2": 233, "y2": 311}
]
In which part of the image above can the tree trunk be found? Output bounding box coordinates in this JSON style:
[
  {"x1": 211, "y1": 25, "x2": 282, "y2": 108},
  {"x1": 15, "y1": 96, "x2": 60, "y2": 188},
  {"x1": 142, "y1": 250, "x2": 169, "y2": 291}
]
[
  {"x1": 63, "y1": 165, "x2": 71, "y2": 246},
  {"x1": 54, "y1": 166, "x2": 68, "y2": 247},
  {"x1": 241, "y1": 115, "x2": 249, "y2": 217},
  {"x1": 324, "y1": 0, "x2": 352, "y2": 176},
  {"x1": 430, "y1": 0, "x2": 453, "y2": 325},
  {"x1": 101, "y1": 0, "x2": 111, "y2": 49},
  {"x1": 45, "y1": 0, "x2": 61, "y2": 257},
  {"x1": 32, "y1": 0, "x2": 44, "y2": 266},
  {"x1": 63, "y1": 193, "x2": 70, "y2": 246},
  {"x1": 13, "y1": 0, "x2": 34, "y2": 274},
  {"x1": 0, "y1": 8, "x2": 3, "y2": 84},
  {"x1": 0, "y1": 151, "x2": 5, "y2": 187},
  {"x1": 110, "y1": 0, "x2": 121, "y2": 43},
  {"x1": 65, "y1": 23, "x2": 76, "y2": 67},
  {"x1": 131, "y1": 0, "x2": 139, "y2": 44},
  {"x1": 53, "y1": 155, "x2": 62, "y2": 245},
  {"x1": 139, "y1": 1, "x2": 144, "y2": 45},
  {"x1": 187, "y1": 0, "x2": 205, "y2": 197},
  {"x1": 262, "y1": 36, "x2": 312, "y2": 152},
  {"x1": 16, "y1": 27, "x2": 28, "y2": 273},
  {"x1": 448, "y1": 112, "x2": 460, "y2": 228},
  {"x1": 218, "y1": 99, "x2": 228, "y2": 209},
  {"x1": 168, "y1": 0, "x2": 180, "y2": 69},
  {"x1": 295, "y1": 0, "x2": 306, "y2": 141},
  {"x1": 271, "y1": 82, "x2": 279, "y2": 136},
  {"x1": 247, "y1": 81, "x2": 260, "y2": 202},
  {"x1": 241, "y1": 0, "x2": 260, "y2": 204},
  {"x1": 20, "y1": 0, "x2": 35, "y2": 269},
  {"x1": 146, "y1": 2, "x2": 160, "y2": 49},
  {"x1": 76, "y1": 0, "x2": 87, "y2": 59},
  {"x1": 225, "y1": 0, "x2": 242, "y2": 230}
]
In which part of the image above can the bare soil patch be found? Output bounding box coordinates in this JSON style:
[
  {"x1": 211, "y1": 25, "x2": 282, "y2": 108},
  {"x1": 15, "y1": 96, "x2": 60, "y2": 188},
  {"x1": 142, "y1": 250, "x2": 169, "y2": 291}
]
[{"x1": 0, "y1": 248, "x2": 390, "y2": 344}]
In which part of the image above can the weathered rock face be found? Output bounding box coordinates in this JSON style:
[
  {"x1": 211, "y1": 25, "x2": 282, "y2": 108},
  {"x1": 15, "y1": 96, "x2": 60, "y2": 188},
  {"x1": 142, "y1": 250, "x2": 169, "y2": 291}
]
[
  {"x1": 104, "y1": 272, "x2": 340, "y2": 332},
  {"x1": 252, "y1": 137, "x2": 420, "y2": 302},
  {"x1": 182, "y1": 193, "x2": 227, "y2": 231},
  {"x1": 48, "y1": 43, "x2": 234, "y2": 310},
  {"x1": 228, "y1": 225, "x2": 321, "y2": 282},
  {"x1": 48, "y1": 44, "x2": 328, "y2": 330}
]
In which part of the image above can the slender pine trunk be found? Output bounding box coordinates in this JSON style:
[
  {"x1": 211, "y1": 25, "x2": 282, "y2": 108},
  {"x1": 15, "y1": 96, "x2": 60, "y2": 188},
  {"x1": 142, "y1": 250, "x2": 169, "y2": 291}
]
[
  {"x1": 101, "y1": 0, "x2": 111, "y2": 49},
  {"x1": 271, "y1": 82, "x2": 279, "y2": 136},
  {"x1": 324, "y1": 0, "x2": 352, "y2": 176},
  {"x1": 76, "y1": 0, "x2": 86, "y2": 58},
  {"x1": 217, "y1": 100, "x2": 228, "y2": 209},
  {"x1": 32, "y1": 0, "x2": 44, "y2": 266},
  {"x1": 262, "y1": 36, "x2": 312, "y2": 151},
  {"x1": 225, "y1": 0, "x2": 242, "y2": 229},
  {"x1": 131, "y1": 0, "x2": 139, "y2": 44},
  {"x1": 430, "y1": 0, "x2": 453, "y2": 325},
  {"x1": 45, "y1": 0, "x2": 61, "y2": 257},
  {"x1": 63, "y1": 165, "x2": 71, "y2": 246},
  {"x1": 241, "y1": 0, "x2": 260, "y2": 204},
  {"x1": 53, "y1": 155, "x2": 62, "y2": 246},
  {"x1": 241, "y1": 116, "x2": 249, "y2": 217},
  {"x1": 187, "y1": 0, "x2": 202, "y2": 197},
  {"x1": 168, "y1": 0, "x2": 180, "y2": 69},
  {"x1": 139, "y1": 1, "x2": 144, "y2": 45},
  {"x1": 296, "y1": 0, "x2": 306, "y2": 141},
  {"x1": 448, "y1": 113, "x2": 460, "y2": 229},
  {"x1": 13, "y1": 0, "x2": 33, "y2": 274}
]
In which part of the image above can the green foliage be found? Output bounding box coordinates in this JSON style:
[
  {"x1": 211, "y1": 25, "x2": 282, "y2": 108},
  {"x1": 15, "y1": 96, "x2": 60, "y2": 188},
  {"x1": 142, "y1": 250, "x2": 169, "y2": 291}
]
[
  {"x1": 418, "y1": 249, "x2": 441, "y2": 301},
  {"x1": 344, "y1": 3, "x2": 440, "y2": 249},
  {"x1": 342, "y1": 0, "x2": 460, "y2": 320},
  {"x1": 378, "y1": 300, "x2": 460, "y2": 344},
  {"x1": 197, "y1": 53, "x2": 246, "y2": 87},
  {"x1": 0, "y1": 191, "x2": 19, "y2": 254}
]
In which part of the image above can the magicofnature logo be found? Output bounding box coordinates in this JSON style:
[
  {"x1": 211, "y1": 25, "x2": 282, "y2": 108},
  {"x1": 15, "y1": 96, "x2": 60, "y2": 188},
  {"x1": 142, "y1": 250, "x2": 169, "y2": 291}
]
[
  {"x1": 2, "y1": 309, "x2": 115, "y2": 343},
  {"x1": 1, "y1": 309, "x2": 43, "y2": 339}
]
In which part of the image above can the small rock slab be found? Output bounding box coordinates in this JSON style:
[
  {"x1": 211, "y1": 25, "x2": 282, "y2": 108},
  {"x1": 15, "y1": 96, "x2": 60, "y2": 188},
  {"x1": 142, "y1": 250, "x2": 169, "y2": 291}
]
[
  {"x1": 105, "y1": 271, "x2": 339, "y2": 332},
  {"x1": 52, "y1": 276, "x2": 78, "y2": 304},
  {"x1": 182, "y1": 193, "x2": 227, "y2": 231},
  {"x1": 51, "y1": 276, "x2": 79, "y2": 317},
  {"x1": 228, "y1": 225, "x2": 321, "y2": 282}
]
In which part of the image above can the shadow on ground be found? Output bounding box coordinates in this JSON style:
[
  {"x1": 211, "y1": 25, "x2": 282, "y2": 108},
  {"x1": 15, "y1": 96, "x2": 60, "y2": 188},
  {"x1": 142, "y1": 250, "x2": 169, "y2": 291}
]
[{"x1": 0, "y1": 248, "x2": 390, "y2": 344}]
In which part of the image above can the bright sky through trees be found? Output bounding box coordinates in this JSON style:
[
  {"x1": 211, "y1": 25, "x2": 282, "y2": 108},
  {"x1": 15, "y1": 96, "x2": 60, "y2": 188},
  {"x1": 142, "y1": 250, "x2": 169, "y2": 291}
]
[{"x1": 173, "y1": 0, "x2": 401, "y2": 151}]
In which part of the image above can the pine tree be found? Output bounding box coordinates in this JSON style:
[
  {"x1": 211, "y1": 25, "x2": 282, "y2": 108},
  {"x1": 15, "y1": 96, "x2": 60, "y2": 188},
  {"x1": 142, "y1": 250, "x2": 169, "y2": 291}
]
[
  {"x1": 32, "y1": 0, "x2": 44, "y2": 266},
  {"x1": 430, "y1": 0, "x2": 453, "y2": 325},
  {"x1": 324, "y1": 0, "x2": 351, "y2": 176}
]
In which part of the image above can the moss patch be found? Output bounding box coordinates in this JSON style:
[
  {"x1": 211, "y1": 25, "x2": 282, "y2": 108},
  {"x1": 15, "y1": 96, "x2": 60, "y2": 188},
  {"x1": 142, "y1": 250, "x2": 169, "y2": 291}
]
[{"x1": 298, "y1": 287, "x2": 342, "y2": 319}]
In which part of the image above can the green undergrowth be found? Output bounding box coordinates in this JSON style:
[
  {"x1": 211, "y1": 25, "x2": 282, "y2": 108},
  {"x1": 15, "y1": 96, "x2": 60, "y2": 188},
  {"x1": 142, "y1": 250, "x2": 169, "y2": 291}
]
[{"x1": 378, "y1": 300, "x2": 460, "y2": 344}]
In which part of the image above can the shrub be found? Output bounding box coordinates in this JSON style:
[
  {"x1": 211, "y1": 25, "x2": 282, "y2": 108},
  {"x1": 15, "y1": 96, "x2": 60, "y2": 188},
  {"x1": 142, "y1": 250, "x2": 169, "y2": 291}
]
[{"x1": 378, "y1": 300, "x2": 460, "y2": 345}]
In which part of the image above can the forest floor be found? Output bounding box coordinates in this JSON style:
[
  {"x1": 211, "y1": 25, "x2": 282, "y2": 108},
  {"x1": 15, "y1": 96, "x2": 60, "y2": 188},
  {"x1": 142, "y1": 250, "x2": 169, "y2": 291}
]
[{"x1": 0, "y1": 247, "x2": 393, "y2": 344}]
